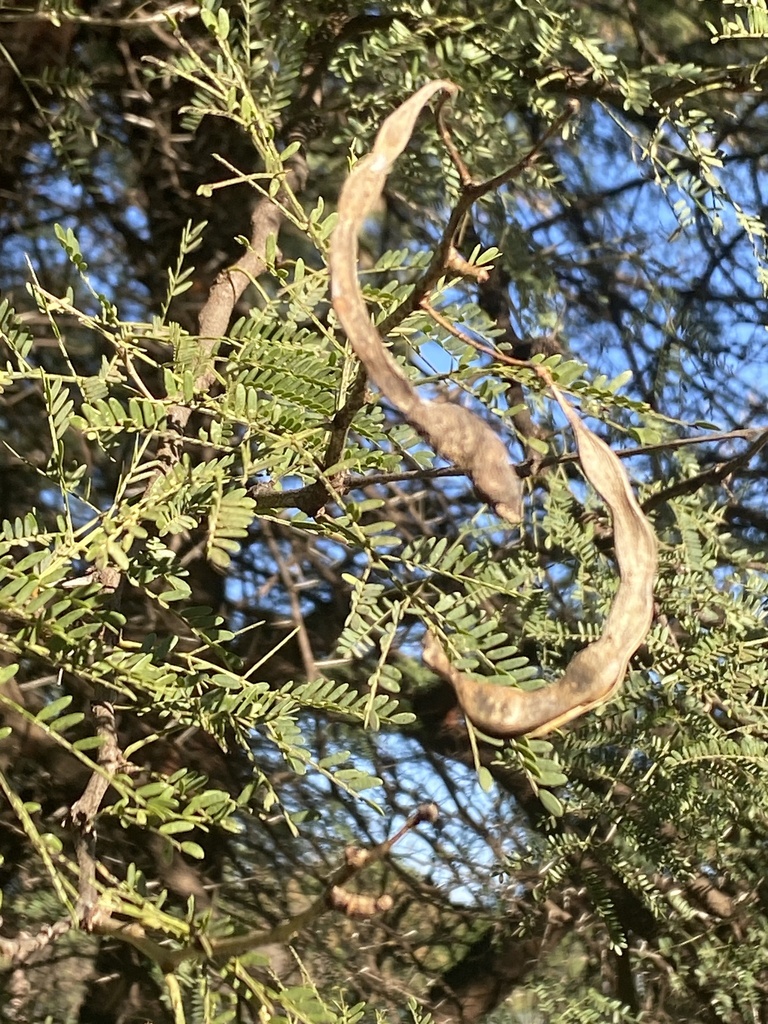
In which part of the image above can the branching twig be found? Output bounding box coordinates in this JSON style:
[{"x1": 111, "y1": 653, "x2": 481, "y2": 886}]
[
  {"x1": 90, "y1": 802, "x2": 439, "y2": 973},
  {"x1": 377, "y1": 98, "x2": 579, "y2": 338}
]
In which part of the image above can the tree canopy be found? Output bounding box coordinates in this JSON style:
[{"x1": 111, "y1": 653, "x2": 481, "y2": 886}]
[{"x1": 2, "y1": 2, "x2": 768, "y2": 1022}]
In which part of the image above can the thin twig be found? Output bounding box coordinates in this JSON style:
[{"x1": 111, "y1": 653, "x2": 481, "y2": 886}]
[
  {"x1": 642, "y1": 429, "x2": 768, "y2": 511},
  {"x1": 247, "y1": 425, "x2": 768, "y2": 513},
  {"x1": 70, "y1": 702, "x2": 125, "y2": 928},
  {"x1": 263, "y1": 524, "x2": 318, "y2": 681},
  {"x1": 420, "y1": 298, "x2": 533, "y2": 368}
]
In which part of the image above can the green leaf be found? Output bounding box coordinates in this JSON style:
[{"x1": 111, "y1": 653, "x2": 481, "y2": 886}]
[{"x1": 539, "y1": 790, "x2": 564, "y2": 817}]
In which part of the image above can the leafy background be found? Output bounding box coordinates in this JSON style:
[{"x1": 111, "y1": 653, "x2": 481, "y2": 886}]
[{"x1": 1, "y1": 1, "x2": 768, "y2": 1022}]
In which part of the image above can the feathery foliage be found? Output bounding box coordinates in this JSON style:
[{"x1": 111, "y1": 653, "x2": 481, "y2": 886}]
[{"x1": 1, "y1": 1, "x2": 768, "y2": 1022}]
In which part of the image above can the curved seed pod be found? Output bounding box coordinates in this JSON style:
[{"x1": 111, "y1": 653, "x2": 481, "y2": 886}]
[
  {"x1": 330, "y1": 82, "x2": 658, "y2": 737},
  {"x1": 329, "y1": 80, "x2": 523, "y2": 524},
  {"x1": 327, "y1": 885, "x2": 394, "y2": 919}
]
